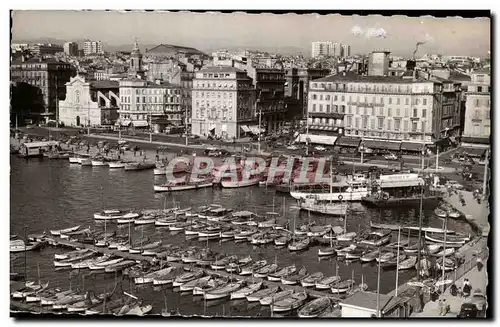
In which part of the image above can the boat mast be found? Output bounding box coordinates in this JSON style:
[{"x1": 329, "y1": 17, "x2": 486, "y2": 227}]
[
  {"x1": 395, "y1": 226, "x2": 401, "y2": 297},
  {"x1": 376, "y1": 250, "x2": 381, "y2": 317},
  {"x1": 329, "y1": 156, "x2": 333, "y2": 204},
  {"x1": 415, "y1": 185, "x2": 424, "y2": 281},
  {"x1": 441, "y1": 213, "x2": 448, "y2": 293}
]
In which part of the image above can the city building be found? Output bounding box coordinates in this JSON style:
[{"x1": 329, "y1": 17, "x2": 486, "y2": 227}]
[
  {"x1": 129, "y1": 39, "x2": 145, "y2": 78},
  {"x1": 191, "y1": 66, "x2": 256, "y2": 139},
  {"x1": 83, "y1": 40, "x2": 104, "y2": 56},
  {"x1": 118, "y1": 78, "x2": 182, "y2": 132},
  {"x1": 303, "y1": 72, "x2": 462, "y2": 152},
  {"x1": 340, "y1": 291, "x2": 407, "y2": 318},
  {"x1": 181, "y1": 70, "x2": 195, "y2": 130},
  {"x1": 368, "y1": 51, "x2": 391, "y2": 76},
  {"x1": 460, "y1": 69, "x2": 490, "y2": 156},
  {"x1": 284, "y1": 67, "x2": 330, "y2": 119},
  {"x1": 341, "y1": 44, "x2": 351, "y2": 58},
  {"x1": 247, "y1": 67, "x2": 286, "y2": 133},
  {"x1": 10, "y1": 56, "x2": 77, "y2": 123},
  {"x1": 58, "y1": 75, "x2": 119, "y2": 127},
  {"x1": 63, "y1": 42, "x2": 79, "y2": 56},
  {"x1": 31, "y1": 43, "x2": 64, "y2": 56}
]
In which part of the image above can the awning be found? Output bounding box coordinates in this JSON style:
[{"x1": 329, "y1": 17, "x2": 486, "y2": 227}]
[
  {"x1": 294, "y1": 134, "x2": 337, "y2": 146},
  {"x1": 461, "y1": 136, "x2": 490, "y2": 145},
  {"x1": 131, "y1": 120, "x2": 149, "y2": 127},
  {"x1": 335, "y1": 137, "x2": 361, "y2": 147},
  {"x1": 240, "y1": 125, "x2": 251, "y2": 133},
  {"x1": 457, "y1": 147, "x2": 487, "y2": 157},
  {"x1": 121, "y1": 120, "x2": 131, "y2": 127},
  {"x1": 363, "y1": 140, "x2": 401, "y2": 151},
  {"x1": 400, "y1": 142, "x2": 426, "y2": 152},
  {"x1": 379, "y1": 179, "x2": 424, "y2": 188}
]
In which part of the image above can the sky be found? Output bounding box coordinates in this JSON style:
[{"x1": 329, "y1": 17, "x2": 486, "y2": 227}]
[{"x1": 11, "y1": 11, "x2": 491, "y2": 57}]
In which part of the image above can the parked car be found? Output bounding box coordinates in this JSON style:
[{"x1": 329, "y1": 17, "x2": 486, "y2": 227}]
[
  {"x1": 314, "y1": 145, "x2": 327, "y2": 152},
  {"x1": 457, "y1": 303, "x2": 478, "y2": 318},
  {"x1": 446, "y1": 180, "x2": 464, "y2": 190},
  {"x1": 384, "y1": 153, "x2": 400, "y2": 161},
  {"x1": 471, "y1": 289, "x2": 487, "y2": 313}
]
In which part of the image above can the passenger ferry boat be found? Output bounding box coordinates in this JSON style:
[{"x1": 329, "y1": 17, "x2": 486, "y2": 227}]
[
  {"x1": 362, "y1": 173, "x2": 441, "y2": 207},
  {"x1": 93, "y1": 209, "x2": 140, "y2": 221},
  {"x1": 299, "y1": 196, "x2": 348, "y2": 216},
  {"x1": 290, "y1": 174, "x2": 369, "y2": 202},
  {"x1": 153, "y1": 177, "x2": 213, "y2": 192}
]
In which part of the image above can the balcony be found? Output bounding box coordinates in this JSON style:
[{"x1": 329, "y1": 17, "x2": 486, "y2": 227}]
[{"x1": 309, "y1": 112, "x2": 345, "y2": 119}]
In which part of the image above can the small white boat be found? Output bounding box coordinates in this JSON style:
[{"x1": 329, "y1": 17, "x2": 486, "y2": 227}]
[
  {"x1": 331, "y1": 279, "x2": 355, "y2": 294},
  {"x1": 281, "y1": 266, "x2": 308, "y2": 285},
  {"x1": 267, "y1": 265, "x2": 296, "y2": 281},
  {"x1": 179, "y1": 276, "x2": 211, "y2": 292},
  {"x1": 253, "y1": 263, "x2": 278, "y2": 278},
  {"x1": 360, "y1": 249, "x2": 380, "y2": 263},
  {"x1": 359, "y1": 229, "x2": 391, "y2": 247},
  {"x1": 172, "y1": 270, "x2": 204, "y2": 287},
  {"x1": 259, "y1": 289, "x2": 294, "y2": 306},
  {"x1": 153, "y1": 178, "x2": 213, "y2": 192},
  {"x1": 88, "y1": 257, "x2": 124, "y2": 270},
  {"x1": 246, "y1": 285, "x2": 279, "y2": 302},
  {"x1": 336, "y1": 232, "x2": 357, "y2": 242},
  {"x1": 301, "y1": 272, "x2": 324, "y2": 288},
  {"x1": 433, "y1": 248, "x2": 455, "y2": 257},
  {"x1": 80, "y1": 158, "x2": 92, "y2": 166},
  {"x1": 204, "y1": 281, "x2": 245, "y2": 300},
  {"x1": 315, "y1": 276, "x2": 341, "y2": 290},
  {"x1": 93, "y1": 209, "x2": 140, "y2": 221},
  {"x1": 134, "y1": 217, "x2": 157, "y2": 225},
  {"x1": 69, "y1": 157, "x2": 80, "y2": 164},
  {"x1": 109, "y1": 161, "x2": 126, "y2": 169},
  {"x1": 306, "y1": 225, "x2": 332, "y2": 237},
  {"x1": 50, "y1": 225, "x2": 80, "y2": 236},
  {"x1": 298, "y1": 297, "x2": 332, "y2": 318},
  {"x1": 91, "y1": 159, "x2": 109, "y2": 166},
  {"x1": 436, "y1": 257, "x2": 457, "y2": 271},
  {"x1": 10, "y1": 239, "x2": 44, "y2": 253},
  {"x1": 221, "y1": 178, "x2": 261, "y2": 188},
  {"x1": 318, "y1": 246, "x2": 337, "y2": 257},
  {"x1": 230, "y1": 281, "x2": 262, "y2": 299},
  {"x1": 54, "y1": 249, "x2": 88, "y2": 261},
  {"x1": 239, "y1": 260, "x2": 267, "y2": 276},
  {"x1": 288, "y1": 237, "x2": 310, "y2": 251},
  {"x1": 271, "y1": 291, "x2": 308, "y2": 312},
  {"x1": 398, "y1": 256, "x2": 417, "y2": 270}
]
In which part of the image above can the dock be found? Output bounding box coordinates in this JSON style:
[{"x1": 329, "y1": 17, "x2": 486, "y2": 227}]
[{"x1": 46, "y1": 236, "x2": 347, "y2": 301}]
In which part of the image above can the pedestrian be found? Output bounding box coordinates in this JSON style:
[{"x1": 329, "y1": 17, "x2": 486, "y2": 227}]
[
  {"x1": 118, "y1": 154, "x2": 121, "y2": 160},
  {"x1": 140, "y1": 150, "x2": 143, "y2": 157},
  {"x1": 155, "y1": 154, "x2": 159, "y2": 162},
  {"x1": 134, "y1": 150, "x2": 136, "y2": 157},
  {"x1": 156, "y1": 149, "x2": 159, "y2": 155},
  {"x1": 477, "y1": 257, "x2": 484, "y2": 272},
  {"x1": 438, "y1": 299, "x2": 444, "y2": 315},
  {"x1": 462, "y1": 278, "x2": 471, "y2": 298}
]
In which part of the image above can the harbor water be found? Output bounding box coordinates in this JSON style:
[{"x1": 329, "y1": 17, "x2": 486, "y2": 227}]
[{"x1": 10, "y1": 155, "x2": 474, "y2": 317}]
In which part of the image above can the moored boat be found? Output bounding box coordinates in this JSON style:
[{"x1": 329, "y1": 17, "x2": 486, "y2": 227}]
[
  {"x1": 239, "y1": 260, "x2": 267, "y2": 276},
  {"x1": 288, "y1": 237, "x2": 310, "y2": 251},
  {"x1": 93, "y1": 209, "x2": 140, "y2": 221},
  {"x1": 204, "y1": 280, "x2": 245, "y2": 300},
  {"x1": 230, "y1": 281, "x2": 263, "y2": 300},
  {"x1": 315, "y1": 276, "x2": 341, "y2": 290},
  {"x1": 301, "y1": 272, "x2": 324, "y2": 288},
  {"x1": 298, "y1": 297, "x2": 332, "y2": 318},
  {"x1": 330, "y1": 279, "x2": 355, "y2": 294},
  {"x1": 271, "y1": 291, "x2": 308, "y2": 312},
  {"x1": 260, "y1": 289, "x2": 294, "y2": 306},
  {"x1": 267, "y1": 265, "x2": 296, "y2": 282},
  {"x1": 398, "y1": 256, "x2": 417, "y2": 270},
  {"x1": 246, "y1": 285, "x2": 279, "y2": 302},
  {"x1": 253, "y1": 263, "x2": 278, "y2": 278},
  {"x1": 49, "y1": 225, "x2": 80, "y2": 236}
]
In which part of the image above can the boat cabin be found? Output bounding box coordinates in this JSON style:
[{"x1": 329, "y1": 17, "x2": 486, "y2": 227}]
[
  {"x1": 19, "y1": 141, "x2": 59, "y2": 157},
  {"x1": 102, "y1": 210, "x2": 122, "y2": 216}
]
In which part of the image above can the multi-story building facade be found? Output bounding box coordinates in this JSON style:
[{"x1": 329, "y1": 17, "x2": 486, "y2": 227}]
[
  {"x1": 118, "y1": 78, "x2": 182, "y2": 132},
  {"x1": 31, "y1": 43, "x2": 64, "y2": 56},
  {"x1": 191, "y1": 66, "x2": 256, "y2": 139},
  {"x1": 341, "y1": 44, "x2": 351, "y2": 58},
  {"x1": 63, "y1": 42, "x2": 79, "y2": 56},
  {"x1": 83, "y1": 40, "x2": 104, "y2": 56},
  {"x1": 368, "y1": 51, "x2": 391, "y2": 76},
  {"x1": 181, "y1": 71, "x2": 195, "y2": 131},
  {"x1": 304, "y1": 72, "x2": 462, "y2": 152},
  {"x1": 461, "y1": 70, "x2": 490, "y2": 155},
  {"x1": 312, "y1": 42, "x2": 350, "y2": 58},
  {"x1": 284, "y1": 67, "x2": 330, "y2": 119},
  {"x1": 247, "y1": 67, "x2": 286, "y2": 133},
  {"x1": 10, "y1": 57, "x2": 77, "y2": 122},
  {"x1": 58, "y1": 75, "x2": 119, "y2": 127}
]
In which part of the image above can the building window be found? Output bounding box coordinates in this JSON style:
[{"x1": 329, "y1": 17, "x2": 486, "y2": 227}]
[
  {"x1": 319, "y1": 94, "x2": 323, "y2": 101},
  {"x1": 355, "y1": 118, "x2": 360, "y2": 128},
  {"x1": 387, "y1": 119, "x2": 392, "y2": 131},
  {"x1": 340, "y1": 105, "x2": 345, "y2": 113},
  {"x1": 422, "y1": 109, "x2": 426, "y2": 118},
  {"x1": 313, "y1": 94, "x2": 317, "y2": 100},
  {"x1": 313, "y1": 83, "x2": 317, "y2": 88},
  {"x1": 362, "y1": 117, "x2": 368, "y2": 129},
  {"x1": 380, "y1": 97, "x2": 384, "y2": 104},
  {"x1": 341, "y1": 95, "x2": 345, "y2": 101},
  {"x1": 475, "y1": 99, "x2": 480, "y2": 107},
  {"x1": 372, "y1": 96, "x2": 375, "y2": 104},
  {"x1": 312, "y1": 104, "x2": 316, "y2": 112},
  {"x1": 348, "y1": 106, "x2": 352, "y2": 114},
  {"x1": 405, "y1": 98, "x2": 409, "y2": 105},
  {"x1": 388, "y1": 97, "x2": 392, "y2": 104},
  {"x1": 364, "y1": 96, "x2": 367, "y2": 103},
  {"x1": 474, "y1": 110, "x2": 481, "y2": 119},
  {"x1": 388, "y1": 108, "x2": 392, "y2": 116},
  {"x1": 378, "y1": 117, "x2": 383, "y2": 130},
  {"x1": 371, "y1": 119, "x2": 375, "y2": 130},
  {"x1": 371, "y1": 107, "x2": 375, "y2": 116},
  {"x1": 326, "y1": 95, "x2": 330, "y2": 100},
  {"x1": 346, "y1": 116, "x2": 352, "y2": 127},
  {"x1": 404, "y1": 120, "x2": 409, "y2": 131},
  {"x1": 394, "y1": 118, "x2": 401, "y2": 131},
  {"x1": 326, "y1": 104, "x2": 331, "y2": 113},
  {"x1": 405, "y1": 108, "x2": 409, "y2": 117},
  {"x1": 413, "y1": 108, "x2": 418, "y2": 117},
  {"x1": 415, "y1": 98, "x2": 420, "y2": 105},
  {"x1": 364, "y1": 107, "x2": 367, "y2": 115},
  {"x1": 412, "y1": 121, "x2": 417, "y2": 132},
  {"x1": 356, "y1": 107, "x2": 359, "y2": 115},
  {"x1": 136, "y1": 97, "x2": 140, "y2": 103},
  {"x1": 396, "y1": 98, "x2": 400, "y2": 105},
  {"x1": 423, "y1": 98, "x2": 427, "y2": 105},
  {"x1": 319, "y1": 104, "x2": 324, "y2": 112},
  {"x1": 421, "y1": 121, "x2": 426, "y2": 133}
]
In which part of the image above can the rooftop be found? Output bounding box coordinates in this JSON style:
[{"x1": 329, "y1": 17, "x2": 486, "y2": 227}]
[
  {"x1": 90, "y1": 80, "x2": 119, "y2": 89},
  {"x1": 340, "y1": 291, "x2": 404, "y2": 315},
  {"x1": 199, "y1": 66, "x2": 246, "y2": 73},
  {"x1": 314, "y1": 72, "x2": 437, "y2": 84},
  {"x1": 449, "y1": 71, "x2": 472, "y2": 82}
]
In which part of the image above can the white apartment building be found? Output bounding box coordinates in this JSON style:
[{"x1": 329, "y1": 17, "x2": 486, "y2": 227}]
[
  {"x1": 83, "y1": 40, "x2": 104, "y2": 56},
  {"x1": 303, "y1": 73, "x2": 461, "y2": 153},
  {"x1": 311, "y1": 41, "x2": 350, "y2": 58}
]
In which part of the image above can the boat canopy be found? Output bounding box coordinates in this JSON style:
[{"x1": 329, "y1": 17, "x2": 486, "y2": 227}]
[
  {"x1": 21, "y1": 141, "x2": 59, "y2": 148},
  {"x1": 379, "y1": 178, "x2": 424, "y2": 188}
]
